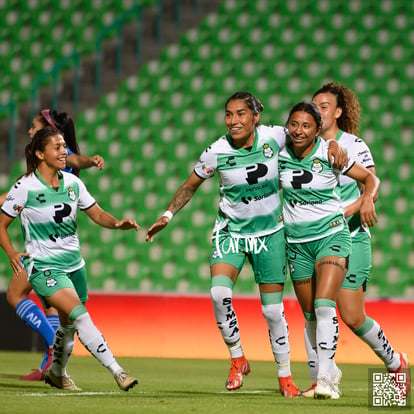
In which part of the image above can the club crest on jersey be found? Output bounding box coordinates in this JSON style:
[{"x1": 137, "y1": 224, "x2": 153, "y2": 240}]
[
  {"x1": 46, "y1": 277, "x2": 57, "y2": 287},
  {"x1": 263, "y1": 143, "x2": 274, "y2": 158},
  {"x1": 68, "y1": 186, "x2": 76, "y2": 201},
  {"x1": 311, "y1": 159, "x2": 323, "y2": 173}
]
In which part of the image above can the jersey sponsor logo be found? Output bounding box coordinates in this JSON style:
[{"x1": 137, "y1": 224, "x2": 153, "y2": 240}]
[
  {"x1": 226, "y1": 156, "x2": 236, "y2": 167},
  {"x1": 202, "y1": 164, "x2": 212, "y2": 174},
  {"x1": 53, "y1": 203, "x2": 72, "y2": 223},
  {"x1": 311, "y1": 159, "x2": 323, "y2": 173},
  {"x1": 49, "y1": 233, "x2": 59, "y2": 242},
  {"x1": 13, "y1": 203, "x2": 23, "y2": 213},
  {"x1": 213, "y1": 233, "x2": 269, "y2": 258},
  {"x1": 288, "y1": 199, "x2": 322, "y2": 208},
  {"x1": 36, "y1": 193, "x2": 46, "y2": 203},
  {"x1": 329, "y1": 220, "x2": 341, "y2": 228},
  {"x1": 241, "y1": 190, "x2": 275, "y2": 205},
  {"x1": 246, "y1": 163, "x2": 268, "y2": 184},
  {"x1": 290, "y1": 170, "x2": 313, "y2": 189},
  {"x1": 241, "y1": 196, "x2": 252, "y2": 204},
  {"x1": 263, "y1": 143, "x2": 274, "y2": 158}
]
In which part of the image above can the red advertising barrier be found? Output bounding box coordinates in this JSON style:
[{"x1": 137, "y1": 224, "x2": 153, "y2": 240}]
[{"x1": 43, "y1": 292, "x2": 412, "y2": 365}]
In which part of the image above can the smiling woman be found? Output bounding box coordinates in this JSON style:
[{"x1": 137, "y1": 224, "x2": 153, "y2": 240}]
[
  {"x1": 0, "y1": 126, "x2": 139, "y2": 392},
  {"x1": 145, "y1": 91, "x2": 347, "y2": 397},
  {"x1": 279, "y1": 101, "x2": 380, "y2": 399}
]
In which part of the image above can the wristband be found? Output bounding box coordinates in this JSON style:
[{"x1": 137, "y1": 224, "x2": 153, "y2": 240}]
[{"x1": 162, "y1": 210, "x2": 173, "y2": 220}]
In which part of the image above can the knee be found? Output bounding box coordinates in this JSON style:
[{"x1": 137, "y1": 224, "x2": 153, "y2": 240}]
[
  {"x1": 261, "y1": 303, "x2": 284, "y2": 323},
  {"x1": 339, "y1": 311, "x2": 365, "y2": 330},
  {"x1": 6, "y1": 289, "x2": 23, "y2": 309},
  {"x1": 210, "y1": 285, "x2": 232, "y2": 306}
]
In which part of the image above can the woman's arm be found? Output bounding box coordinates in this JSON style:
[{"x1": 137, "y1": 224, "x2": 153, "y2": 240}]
[
  {"x1": 84, "y1": 204, "x2": 139, "y2": 231},
  {"x1": 0, "y1": 213, "x2": 27, "y2": 274},
  {"x1": 0, "y1": 192, "x2": 7, "y2": 207},
  {"x1": 146, "y1": 171, "x2": 204, "y2": 242},
  {"x1": 67, "y1": 154, "x2": 105, "y2": 170},
  {"x1": 344, "y1": 164, "x2": 380, "y2": 227},
  {"x1": 343, "y1": 167, "x2": 377, "y2": 218},
  {"x1": 327, "y1": 140, "x2": 348, "y2": 170}
]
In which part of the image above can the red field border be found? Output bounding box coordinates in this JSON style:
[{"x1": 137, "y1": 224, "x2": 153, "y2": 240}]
[{"x1": 30, "y1": 292, "x2": 413, "y2": 364}]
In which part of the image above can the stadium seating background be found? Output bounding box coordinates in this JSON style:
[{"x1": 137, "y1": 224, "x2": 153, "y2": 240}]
[{"x1": 0, "y1": 0, "x2": 413, "y2": 299}]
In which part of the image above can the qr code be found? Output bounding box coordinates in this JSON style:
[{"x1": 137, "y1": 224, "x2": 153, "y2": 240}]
[{"x1": 369, "y1": 369, "x2": 410, "y2": 410}]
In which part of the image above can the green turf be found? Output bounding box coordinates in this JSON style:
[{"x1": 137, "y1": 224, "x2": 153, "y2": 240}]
[{"x1": 0, "y1": 351, "x2": 410, "y2": 413}]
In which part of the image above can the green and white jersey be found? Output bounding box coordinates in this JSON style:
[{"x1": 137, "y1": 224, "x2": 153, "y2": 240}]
[
  {"x1": 279, "y1": 137, "x2": 356, "y2": 243},
  {"x1": 334, "y1": 130, "x2": 375, "y2": 236},
  {"x1": 2, "y1": 170, "x2": 96, "y2": 276},
  {"x1": 194, "y1": 125, "x2": 286, "y2": 238}
]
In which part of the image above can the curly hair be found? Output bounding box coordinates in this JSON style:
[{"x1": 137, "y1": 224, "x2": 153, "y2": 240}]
[{"x1": 312, "y1": 82, "x2": 361, "y2": 136}]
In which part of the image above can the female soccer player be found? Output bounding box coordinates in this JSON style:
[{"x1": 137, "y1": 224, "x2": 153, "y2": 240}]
[
  {"x1": 145, "y1": 91, "x2": 346, "y2": 397},
  {"x1": 279, "y1": 101, "x2": 379, "y2": 399},
  {"x1": 0, "y1": 127, "x2": 138, "y2": 391},
  {"x1": 299, "y1": 83, "x2": 409, "y2": 398},
  {"x1": 1, "y1": 109, "x2": 105, "y2": 381}
]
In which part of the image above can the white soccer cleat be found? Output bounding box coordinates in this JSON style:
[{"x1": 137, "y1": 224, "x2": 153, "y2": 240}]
[
  {"x1": 331, "y1": 367, "x2": 342, "y2": 396},
  {"x1": 314, "y1": 375, "x2": 340, "y2": 399}
]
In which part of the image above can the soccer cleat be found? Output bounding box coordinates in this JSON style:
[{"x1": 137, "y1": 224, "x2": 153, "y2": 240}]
[
  {"x1": 314, "y1": 375, "x2": 340, "y2": 399},
  {"x1": 20, "y1": 369, "x2": 43, "y2": 381},
  {"x1": 331, "y1": 367, "x2": 342, "y2": 396},
  {"x1": 225, "y1": 356, "x2": 251, "y2": 391},
  {"x1": 302, "y1": 381, "x2": 317, "y2": 398},
  {"x1": 44, "y1": 370, "x2": 82, "y2": 391},
  {"x1": 20, "y1": 347, "x2": 54, "y2": 381},
  {"x1": 41, "y1": 347, "x2": 53, "y2": 373},
  {"x1": 114, "y1": 370, "x2": 138, "y2": 392},
  {"x1": 278, "y1": 375, "x2": 301, "y2": 397},
  {"x1": 388, "y1": 352, "x2": 410, "y2": 398}
]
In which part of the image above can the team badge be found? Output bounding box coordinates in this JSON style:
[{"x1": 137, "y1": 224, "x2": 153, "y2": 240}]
[
  {"x1": 68, "y1": 186, "x2": 76, "y2": 201},
  {"x1": 311, "y1": 158, "x2": 323, "y2": 173},
  {"x1": 46, "y1": 277, "x2": 57, "y2": 287},
  {"x1": 263, "y1": 143, "x2": 274, "y2": 158}
]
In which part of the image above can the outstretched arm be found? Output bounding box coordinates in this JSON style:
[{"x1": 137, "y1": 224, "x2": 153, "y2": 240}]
[
  {"x1": 146, "y1": 171, "x2": 204, "y2": 243},
  {"x1": 84, "y1": 204, "x2": 139, "y2": 231},
  {"x1": 67, "y1": 153, "x2": 105, "y2": 170}
]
